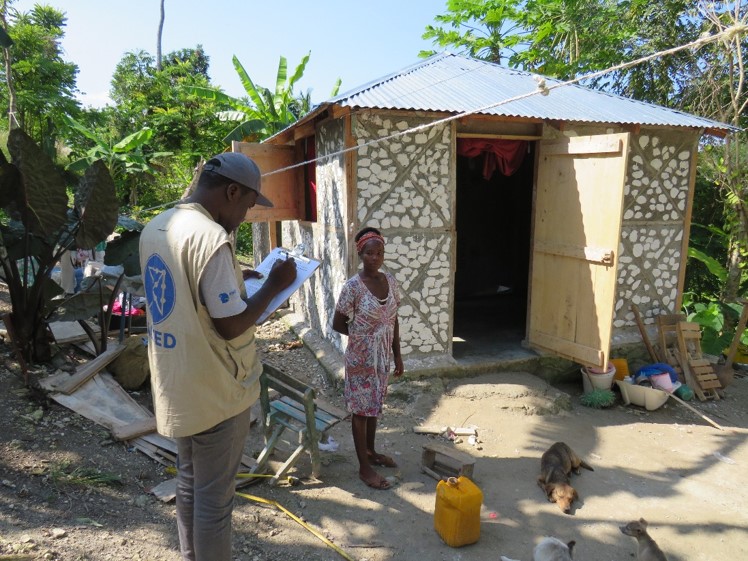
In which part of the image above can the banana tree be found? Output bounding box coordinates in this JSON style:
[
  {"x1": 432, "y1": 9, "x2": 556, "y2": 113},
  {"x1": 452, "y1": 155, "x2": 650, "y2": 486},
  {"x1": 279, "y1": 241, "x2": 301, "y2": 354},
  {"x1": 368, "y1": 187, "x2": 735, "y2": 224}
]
[
  {"x1": 63, "y1": 115, "x2": 170, "y2": 206},
  {"x1": 186, "y1": 53, "x2": 341, "y2": 143},
  {"x1": 0, "y1": 128, "x2": 119, "y2": 363}
]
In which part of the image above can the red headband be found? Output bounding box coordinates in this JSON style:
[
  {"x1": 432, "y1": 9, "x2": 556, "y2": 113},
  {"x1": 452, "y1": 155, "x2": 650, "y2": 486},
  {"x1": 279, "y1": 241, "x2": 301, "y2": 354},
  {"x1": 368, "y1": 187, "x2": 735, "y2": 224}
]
[{"x1": 356, "y1": 232, "x2": 385, "y2": 253}]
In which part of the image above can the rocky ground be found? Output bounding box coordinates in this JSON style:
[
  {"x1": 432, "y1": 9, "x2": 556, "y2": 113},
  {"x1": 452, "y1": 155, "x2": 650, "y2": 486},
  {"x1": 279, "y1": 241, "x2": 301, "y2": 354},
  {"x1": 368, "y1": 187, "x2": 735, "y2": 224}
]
[{"x1": 1, "y1": 298, "x2": 748, "y2": 561}]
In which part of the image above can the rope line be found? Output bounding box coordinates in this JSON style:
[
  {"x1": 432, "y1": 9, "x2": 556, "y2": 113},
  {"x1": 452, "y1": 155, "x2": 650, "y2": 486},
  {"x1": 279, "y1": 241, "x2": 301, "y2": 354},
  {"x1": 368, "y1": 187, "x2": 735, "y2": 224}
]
[
  {"x1": 262, "y1": 23, "x2": 744, "y2": 179},
  {"x1": 134, "y1": 23, "x2": 745, "y2": 215}
]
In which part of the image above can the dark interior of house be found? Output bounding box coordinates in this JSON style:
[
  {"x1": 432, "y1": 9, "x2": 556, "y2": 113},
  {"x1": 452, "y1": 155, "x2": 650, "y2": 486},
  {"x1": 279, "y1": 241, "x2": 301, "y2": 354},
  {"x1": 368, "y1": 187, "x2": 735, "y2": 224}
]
[{"x1": 453, "y1": 142, "x2": 535, "y2": 360}]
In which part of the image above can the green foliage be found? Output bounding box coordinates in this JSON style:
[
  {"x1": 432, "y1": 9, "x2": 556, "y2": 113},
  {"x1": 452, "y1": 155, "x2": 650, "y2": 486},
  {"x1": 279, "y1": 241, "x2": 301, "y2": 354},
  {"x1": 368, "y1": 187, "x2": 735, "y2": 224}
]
[
  {"x1": 607, "y1": 0, "x2": 699, "y2": 105},
  {"x1": 107, "y1": 47, "x2": 233, "y2": 157},
  {"x1": 0, "y1": 128, "x2": 119, "y2": 362},
  {"x1": 516, "y1": 0, "x2": 632, "y2": 79},
  {"x1": 79, "y1": 47, "x2": 235, "y2": 210},
  {"x1": 103, "y1": 228, "x2": 142, "y2": 277},
  {"x1": 681, "y1": 294, "x2": 746, "y2": 356},
  {"x1": 688, "y1": 245, "x2": 727, "y2": 284},
  {"x1": 421, "y1": 0, "x2": 700, "y2": 100},
  {"x1": 62, "y1": 114, "x2": 171, "y2": 206},
  {"x1": 421, "y1": 0, "x2": 525, "y2": 64},
  {"x1": 0, "y1": 3, "x2": 80, "y2": 152},
  {"x1": 422, "y1": 0, "x2": 639, "y2": 80},
  {"x1": 44, "y1": 460, "x2": 123, "y2": 488},
  {"x1": 187, "y1": 53, "x2": 341, "y2": 144},
  {"x1": 235, "y1": 222, "x2": 253, "y2": 260}
]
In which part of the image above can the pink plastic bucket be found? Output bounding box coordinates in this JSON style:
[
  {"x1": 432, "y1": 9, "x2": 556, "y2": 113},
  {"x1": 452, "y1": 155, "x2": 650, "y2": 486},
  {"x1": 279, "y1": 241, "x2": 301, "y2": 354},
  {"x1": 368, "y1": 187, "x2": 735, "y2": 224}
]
[{"x1": 650, "y1": 373, "x2": 673, "y2": 392}]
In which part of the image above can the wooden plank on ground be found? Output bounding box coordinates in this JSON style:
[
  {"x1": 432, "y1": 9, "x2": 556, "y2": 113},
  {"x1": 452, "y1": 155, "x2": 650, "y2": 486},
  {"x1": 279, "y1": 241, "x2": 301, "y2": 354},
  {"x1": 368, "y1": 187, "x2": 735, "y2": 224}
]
[
  {"x1": 111, "y1": 417, "x2": 157, "y2": 441},
  {"x1": 40, "y1": 344, "x2": 124, "y2": 395},
  {"x1": 49, "y1": 320, "x2": 100, "y2": 344},
  {"x1": 74, "y1": 341, "x2": 98, "y2": 356},
  {"x1": 150, "y1": 478, "x2": 177, "y2": 502},
  {"x1": 42, "y1": 371, "x2": 151, "y2": 428},
  {"x1": 150, "y1": 465, "x2": 262, "y2": 503},
  {"x1": 422, "y1": 442, "x2": 476, "y2": 465}
]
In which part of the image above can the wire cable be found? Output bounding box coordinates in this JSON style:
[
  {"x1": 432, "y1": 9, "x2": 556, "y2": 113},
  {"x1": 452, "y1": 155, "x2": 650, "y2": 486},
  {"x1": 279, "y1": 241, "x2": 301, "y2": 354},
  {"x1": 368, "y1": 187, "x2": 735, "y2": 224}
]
[{"x1": 236, "y1": 491, "x2": 357, "y2": 561}]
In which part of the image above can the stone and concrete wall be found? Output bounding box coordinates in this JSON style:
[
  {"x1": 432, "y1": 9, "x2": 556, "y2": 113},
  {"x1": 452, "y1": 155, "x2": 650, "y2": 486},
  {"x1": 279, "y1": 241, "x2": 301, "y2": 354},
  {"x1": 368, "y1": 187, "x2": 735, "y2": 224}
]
[
  {"x1": 280, "y1": 111, "x2": 457, "y2": 369},
  {"x1": 282, "y1": 119, "x2": 349, "y2": 340},
  {"x1": 280, "y1": 115, "x2": 698, "y2": 371},
  {"x1": 615, "y1": 129, "x2": 699, "y2": 334},
  {"x1": 351, "y1": 112, "x2": 455, "y2": 366}
]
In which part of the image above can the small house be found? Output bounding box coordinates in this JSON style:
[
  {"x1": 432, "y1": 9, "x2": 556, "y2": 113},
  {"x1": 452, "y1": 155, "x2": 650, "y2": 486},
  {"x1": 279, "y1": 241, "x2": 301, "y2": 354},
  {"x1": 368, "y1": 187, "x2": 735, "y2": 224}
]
[{"x1": 237, "y1": 53, "x2": 731, "y2": 374}]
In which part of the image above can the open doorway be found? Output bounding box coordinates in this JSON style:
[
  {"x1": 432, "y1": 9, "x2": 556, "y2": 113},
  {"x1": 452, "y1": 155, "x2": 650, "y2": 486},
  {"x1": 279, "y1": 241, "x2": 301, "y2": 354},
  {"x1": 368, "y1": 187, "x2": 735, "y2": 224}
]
[{"x1": 453, "y1": 140, "x2": 535, "y2": 361}]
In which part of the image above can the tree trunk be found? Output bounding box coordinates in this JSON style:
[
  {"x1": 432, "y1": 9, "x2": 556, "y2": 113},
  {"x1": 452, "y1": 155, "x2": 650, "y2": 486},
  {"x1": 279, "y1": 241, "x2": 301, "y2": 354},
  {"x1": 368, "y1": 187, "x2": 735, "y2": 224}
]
[
  {"x1": 0, "y1": 1, "x2": 19, "y2": 130},
  {"x1": 723, "y1": 235, "x2": 743, "y2": 306},
  {"x1": 720, "y1": 113, "x2": 748, "y2": 330},
  {"x1": 156, "y1": 0, "x2": 165, "y2": 71}
]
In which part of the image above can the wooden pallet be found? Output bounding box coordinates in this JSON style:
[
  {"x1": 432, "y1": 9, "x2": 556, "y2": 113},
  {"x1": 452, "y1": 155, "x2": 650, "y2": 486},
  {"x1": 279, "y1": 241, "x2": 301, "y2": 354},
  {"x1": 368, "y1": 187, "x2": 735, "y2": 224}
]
[
  {"x1": 656, "y1": 314, "x2": 686, "y2": 380},
  {"x1": 676, "y1": 321, "x2": 722, "y2": 401}
]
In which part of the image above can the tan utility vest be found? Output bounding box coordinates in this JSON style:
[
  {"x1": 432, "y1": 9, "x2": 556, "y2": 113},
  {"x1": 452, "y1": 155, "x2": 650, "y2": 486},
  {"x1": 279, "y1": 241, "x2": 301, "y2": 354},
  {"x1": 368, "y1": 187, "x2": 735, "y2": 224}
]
[{"x1": 139, "y1": 203, "x2": 260, "y2": 438}]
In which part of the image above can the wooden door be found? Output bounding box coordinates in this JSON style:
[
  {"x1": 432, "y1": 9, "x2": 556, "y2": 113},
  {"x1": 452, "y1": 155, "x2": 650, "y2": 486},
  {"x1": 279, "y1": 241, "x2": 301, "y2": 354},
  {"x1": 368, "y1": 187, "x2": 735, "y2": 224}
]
[
  {"x1": 528, "y1": 133, "x2": 629, "y2": 367},
  {"x1": 232, "y1": 141, "x2": 302, "y2": 222}
]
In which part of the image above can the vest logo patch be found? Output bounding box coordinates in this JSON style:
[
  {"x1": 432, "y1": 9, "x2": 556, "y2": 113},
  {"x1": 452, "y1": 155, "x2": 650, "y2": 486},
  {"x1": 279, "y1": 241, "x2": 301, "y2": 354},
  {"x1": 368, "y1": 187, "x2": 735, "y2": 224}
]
[
  {"x1": 219, "y1": 292, "x2": 229, "y2": 303},
  {"x1": 144, "y1": 253, "x2": 176, "y2": 324}
]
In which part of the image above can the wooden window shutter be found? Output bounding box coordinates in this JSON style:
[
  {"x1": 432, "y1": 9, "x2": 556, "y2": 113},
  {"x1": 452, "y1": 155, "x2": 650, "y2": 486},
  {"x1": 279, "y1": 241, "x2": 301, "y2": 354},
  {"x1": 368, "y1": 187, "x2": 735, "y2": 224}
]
[{"x1": 232, "y1": 141, "x2": 302, "y2": 222}]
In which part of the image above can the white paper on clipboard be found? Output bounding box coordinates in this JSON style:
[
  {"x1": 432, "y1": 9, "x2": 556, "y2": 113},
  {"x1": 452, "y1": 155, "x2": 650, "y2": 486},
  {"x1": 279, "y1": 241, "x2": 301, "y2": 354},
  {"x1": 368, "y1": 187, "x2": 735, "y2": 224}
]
[{"x1": 244, "y1": 247, "x2": 320, "y2": 324}]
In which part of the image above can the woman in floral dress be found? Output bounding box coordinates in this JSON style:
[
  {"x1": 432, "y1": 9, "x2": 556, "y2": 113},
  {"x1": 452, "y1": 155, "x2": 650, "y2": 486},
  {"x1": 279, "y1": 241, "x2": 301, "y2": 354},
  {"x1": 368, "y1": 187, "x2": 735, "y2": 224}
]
[{"x1": 333, "y1": 227, "x2": 404, "y2": 490}]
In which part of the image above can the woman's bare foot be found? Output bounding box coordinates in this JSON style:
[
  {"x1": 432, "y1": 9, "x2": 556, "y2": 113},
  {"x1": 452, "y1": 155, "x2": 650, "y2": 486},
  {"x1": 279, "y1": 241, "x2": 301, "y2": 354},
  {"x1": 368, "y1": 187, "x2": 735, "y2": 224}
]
[
  {"x1": 359, "y1": 467, "x2": 391, "y2": 489},
  {"x1": 369, "y1": 452, "x2": 397, "y2": 468}
]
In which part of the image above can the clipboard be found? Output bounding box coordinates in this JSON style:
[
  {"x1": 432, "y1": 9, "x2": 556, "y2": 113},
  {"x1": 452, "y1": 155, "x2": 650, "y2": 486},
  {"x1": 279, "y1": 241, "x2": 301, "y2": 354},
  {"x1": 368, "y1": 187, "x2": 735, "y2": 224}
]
[{"x1": 244, "y1": 246, "x2": 320, "y2": 324}]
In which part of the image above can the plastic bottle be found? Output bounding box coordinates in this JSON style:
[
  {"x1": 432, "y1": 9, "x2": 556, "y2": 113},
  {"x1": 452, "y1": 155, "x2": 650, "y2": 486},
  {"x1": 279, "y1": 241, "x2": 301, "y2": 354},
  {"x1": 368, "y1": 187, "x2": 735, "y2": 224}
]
[
  {"x1": 610, "y1": 358, "x2": 630, "y2": 381},
  {"x1": 434, "y1": 476, "x2": 483, "y2": 547}
]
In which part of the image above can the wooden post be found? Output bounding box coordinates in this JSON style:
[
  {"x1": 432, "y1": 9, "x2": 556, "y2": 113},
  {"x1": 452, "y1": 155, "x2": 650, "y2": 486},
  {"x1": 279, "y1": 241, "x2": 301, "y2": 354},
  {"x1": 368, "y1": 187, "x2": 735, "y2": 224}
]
[{"x1": 631, "y1": 304, "x2": 658, "y2": 362}]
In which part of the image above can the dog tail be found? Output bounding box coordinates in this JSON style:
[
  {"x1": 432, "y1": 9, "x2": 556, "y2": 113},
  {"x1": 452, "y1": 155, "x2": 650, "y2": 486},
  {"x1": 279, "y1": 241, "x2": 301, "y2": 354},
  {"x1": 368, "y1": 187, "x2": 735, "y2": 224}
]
[{"x1": 580, "y1": 460, "x2": 594, "y2": 471}]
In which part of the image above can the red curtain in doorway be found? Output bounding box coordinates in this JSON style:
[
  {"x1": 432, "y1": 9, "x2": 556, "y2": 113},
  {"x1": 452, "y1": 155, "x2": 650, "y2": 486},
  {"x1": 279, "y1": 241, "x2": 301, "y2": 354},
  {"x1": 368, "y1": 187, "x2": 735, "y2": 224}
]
[{"x1": 457, "y1": 138, "x2": 528, "y2": 180}]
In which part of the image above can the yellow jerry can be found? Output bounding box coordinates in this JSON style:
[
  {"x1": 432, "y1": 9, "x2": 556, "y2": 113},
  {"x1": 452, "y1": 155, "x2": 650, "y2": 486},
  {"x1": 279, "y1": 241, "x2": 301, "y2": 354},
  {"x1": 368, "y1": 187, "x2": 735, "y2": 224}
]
[{"x1": 434, "y1": 475, "x2": 482, "y2": 547}]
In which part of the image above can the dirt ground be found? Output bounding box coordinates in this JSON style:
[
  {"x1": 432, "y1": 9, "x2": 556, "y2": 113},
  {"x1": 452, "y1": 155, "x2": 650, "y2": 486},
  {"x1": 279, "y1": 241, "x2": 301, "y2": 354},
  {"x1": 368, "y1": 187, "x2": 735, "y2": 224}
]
[{"x1": 1, "y1": 304, "x2": 748, "y2": 561}]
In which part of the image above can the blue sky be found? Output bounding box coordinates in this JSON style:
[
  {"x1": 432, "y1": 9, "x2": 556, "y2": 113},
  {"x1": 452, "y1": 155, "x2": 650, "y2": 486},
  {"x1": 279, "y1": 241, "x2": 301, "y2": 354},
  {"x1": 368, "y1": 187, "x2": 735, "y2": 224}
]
[{"x1": 11, "y1": 0, "x2": 450, "y2": 108}]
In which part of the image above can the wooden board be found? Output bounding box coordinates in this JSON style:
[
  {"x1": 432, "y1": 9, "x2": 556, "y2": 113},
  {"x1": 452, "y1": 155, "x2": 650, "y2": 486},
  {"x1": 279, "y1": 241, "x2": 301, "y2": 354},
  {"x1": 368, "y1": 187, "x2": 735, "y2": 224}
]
[
  {"x1": 233, "y1": 141, "x2": 302, "y2": 222},
  {"x1": 676, "y1": 321, "x2": 721, "y2": 401},
  {"x1": 49, "y1": 320, "x2": 101, "y2": 345},
  {"x1": 42, "y1": 371, "x2": 152, "y2": 429},
  {"x1": 39, "y1": 344, "x2": 124, "y2": 395},
  {"x1": 528, "y1": 133, "x2": 630, "y2": 368},
  {"x1": 111, "y1": 417, "x2": 157, "y2": 441},
  {"x1": 421, "y1": 443, "x2": 476, "y2": 480}
]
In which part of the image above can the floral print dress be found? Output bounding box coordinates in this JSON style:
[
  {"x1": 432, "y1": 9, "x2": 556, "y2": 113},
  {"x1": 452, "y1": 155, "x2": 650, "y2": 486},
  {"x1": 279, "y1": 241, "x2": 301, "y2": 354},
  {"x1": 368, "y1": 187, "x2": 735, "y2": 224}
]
[{"x1": 335, "y1": 273, "x2": 400, "y2": 417}]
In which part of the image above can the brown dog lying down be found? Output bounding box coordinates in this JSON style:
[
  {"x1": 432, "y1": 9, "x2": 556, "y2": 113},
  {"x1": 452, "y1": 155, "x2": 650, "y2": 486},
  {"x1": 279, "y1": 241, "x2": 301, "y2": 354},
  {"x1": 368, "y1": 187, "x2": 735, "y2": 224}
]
[
  {"x1": 620, "y1": 519, "x2": 669, "y2": 561},
  {"x1": 537, "y1": 442, "x2": 593, "y2": 514}
]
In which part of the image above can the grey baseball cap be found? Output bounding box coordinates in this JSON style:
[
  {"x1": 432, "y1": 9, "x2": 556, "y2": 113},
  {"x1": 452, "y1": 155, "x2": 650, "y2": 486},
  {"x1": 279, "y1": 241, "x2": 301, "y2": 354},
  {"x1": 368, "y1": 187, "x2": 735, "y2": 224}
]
[{"x1": 203, "y1": 152, "x2": 274, "y2": 207}]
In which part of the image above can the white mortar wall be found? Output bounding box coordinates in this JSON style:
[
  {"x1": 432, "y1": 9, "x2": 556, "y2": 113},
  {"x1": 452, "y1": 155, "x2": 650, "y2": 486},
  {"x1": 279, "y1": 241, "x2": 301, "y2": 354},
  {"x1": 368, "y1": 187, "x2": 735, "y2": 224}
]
[
  {"x1": 282, "y1": 119, "x2": 349, "y2": 341},
  {"x1": 354, "y1": 112, "x2": 454, "y2": 359},
  {"x1": 615, "y1": 129, "x2": 698, "y2": 332},
  {"x1": 287, "y1": 116, "x2": 698, "y2": 363}
]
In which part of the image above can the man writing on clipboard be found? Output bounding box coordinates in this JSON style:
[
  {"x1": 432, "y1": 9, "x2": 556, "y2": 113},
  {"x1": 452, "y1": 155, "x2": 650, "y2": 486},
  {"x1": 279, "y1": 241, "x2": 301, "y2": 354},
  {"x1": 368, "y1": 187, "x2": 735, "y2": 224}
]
[{"x1": 140, "y1": 152, "x2": 296, "y2": 561}]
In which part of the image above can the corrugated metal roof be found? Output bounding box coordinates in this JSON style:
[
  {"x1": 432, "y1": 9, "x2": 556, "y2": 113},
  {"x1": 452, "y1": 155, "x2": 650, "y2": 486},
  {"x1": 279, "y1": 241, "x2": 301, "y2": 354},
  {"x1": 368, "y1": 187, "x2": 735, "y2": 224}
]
[{"x1": 326, "y1": 53, "x2": 732, "y2": 132}]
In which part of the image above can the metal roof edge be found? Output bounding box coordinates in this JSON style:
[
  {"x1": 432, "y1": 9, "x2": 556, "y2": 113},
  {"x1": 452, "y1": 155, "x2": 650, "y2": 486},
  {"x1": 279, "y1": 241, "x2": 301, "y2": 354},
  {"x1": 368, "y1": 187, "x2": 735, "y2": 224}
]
[
  {"x1": 328, "y1": 53, "x2": 453, "y2": 104},
  {"x1": 263, "y1": 102, "x2": 333, "y2": 144}
]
